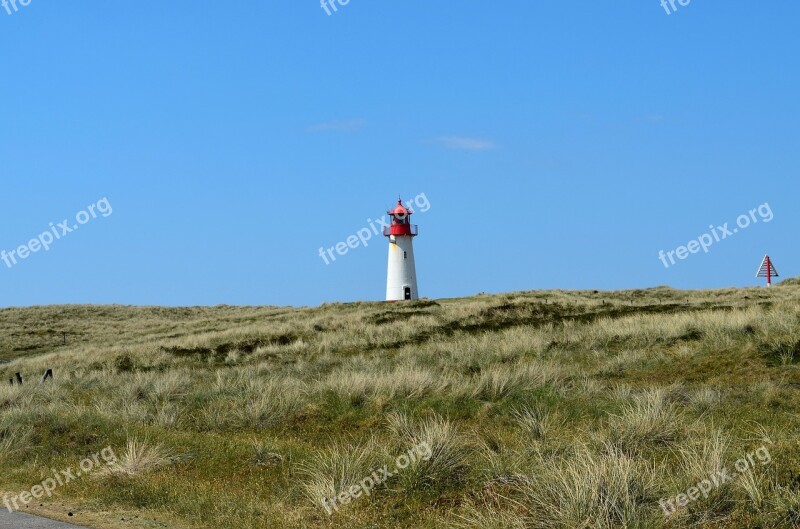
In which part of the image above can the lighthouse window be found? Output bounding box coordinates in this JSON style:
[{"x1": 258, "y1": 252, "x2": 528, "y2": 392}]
[{"x1": 404, "y1": 251, "x2": 407, "y2": 259}]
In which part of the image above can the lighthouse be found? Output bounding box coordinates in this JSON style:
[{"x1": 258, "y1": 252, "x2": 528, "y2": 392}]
[{"x1": 384, "y1": 199, "x2": 419, "y2": 301}]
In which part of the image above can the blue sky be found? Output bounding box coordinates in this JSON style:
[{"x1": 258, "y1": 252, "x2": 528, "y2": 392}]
[{"x1": 1, "y1": 2, "x2": 798, "y2": 307}]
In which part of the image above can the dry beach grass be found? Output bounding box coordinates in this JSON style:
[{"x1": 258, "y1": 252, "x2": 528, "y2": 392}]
[{"x1": 1, "y1": 284, "x2": 800, "y2": 528}]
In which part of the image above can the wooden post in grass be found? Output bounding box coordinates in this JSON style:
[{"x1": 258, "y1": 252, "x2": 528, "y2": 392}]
[{"x1": 41, "y1": 369, "x2": 53, "y2": 383}]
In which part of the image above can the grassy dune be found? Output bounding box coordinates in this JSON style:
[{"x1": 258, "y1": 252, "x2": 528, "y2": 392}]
[{"x1": 1, "y1": 284, "x2": 800, "y2": 528}]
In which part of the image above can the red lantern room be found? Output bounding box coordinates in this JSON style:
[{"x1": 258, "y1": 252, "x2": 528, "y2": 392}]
[{"x1": 383, "y1": 199, "x2": 419, "y2": 237}]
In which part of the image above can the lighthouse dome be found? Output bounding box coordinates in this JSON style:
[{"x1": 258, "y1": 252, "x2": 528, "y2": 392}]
[{"x1": 390, "y1": 200, "x2": 411, "y2": 216}]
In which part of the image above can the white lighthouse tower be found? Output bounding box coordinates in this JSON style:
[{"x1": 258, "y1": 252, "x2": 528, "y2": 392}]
[{"x1": 384, "y1": 199, "x2": 419, "y2": 301}]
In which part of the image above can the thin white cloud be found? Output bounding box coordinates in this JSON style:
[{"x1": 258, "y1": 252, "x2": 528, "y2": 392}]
[
  {"x1": 434, "y1": 136, "x2": 497, "y2": 151},
  {"x1": 306, "y1": 118, "x2": 366, "y2": 133}
]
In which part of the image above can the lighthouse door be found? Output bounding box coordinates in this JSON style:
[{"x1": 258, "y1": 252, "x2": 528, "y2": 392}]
[{"x1": 403, "y1": 287, "x2": 412, "y2": 300}]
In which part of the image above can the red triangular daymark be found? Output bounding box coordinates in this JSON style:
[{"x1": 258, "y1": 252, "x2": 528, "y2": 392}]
[{"x1": 755, "y1": 255, "x2": 779, "y2": 286}]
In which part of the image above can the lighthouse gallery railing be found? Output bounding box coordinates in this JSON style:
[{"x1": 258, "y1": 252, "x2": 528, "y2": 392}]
[{"x1": 383, "y1": 225, "x2": 418, "y2": 236}]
